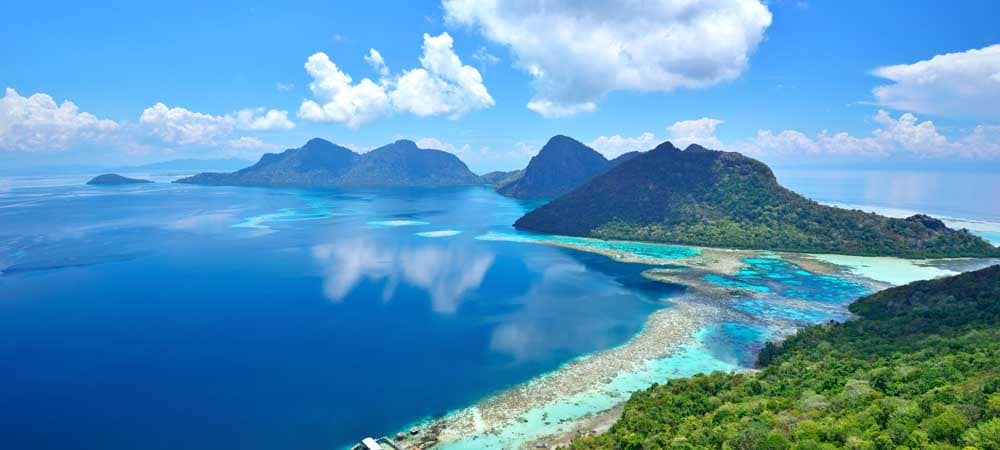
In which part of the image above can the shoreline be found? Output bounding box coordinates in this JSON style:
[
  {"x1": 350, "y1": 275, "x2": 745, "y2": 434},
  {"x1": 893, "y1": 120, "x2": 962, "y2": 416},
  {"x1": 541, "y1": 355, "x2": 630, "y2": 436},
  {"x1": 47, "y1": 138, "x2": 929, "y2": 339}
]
[
  {"x1": 391, "y1": 234, "x2": 995, "y2": 449},
  {"x1": 395, "y1": 299, "x2": 741, "y2": 449}
]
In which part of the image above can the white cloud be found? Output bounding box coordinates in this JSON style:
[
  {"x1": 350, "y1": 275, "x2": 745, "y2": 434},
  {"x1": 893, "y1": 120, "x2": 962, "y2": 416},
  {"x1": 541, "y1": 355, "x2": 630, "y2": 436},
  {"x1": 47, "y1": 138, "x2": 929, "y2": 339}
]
[
  {"x1": 414, "y1": 137, "x2": 457, "y2": 151},
  {"x1": 872, "y1": 44, "x2": 1000, "y2": 120},
  {"x1": 0, "y1": 88, "x2": 119, "y2": 151},
  {"x1": 592, "y1": 110, "x2": 1000, "y2": 162},
  {"x1": 233, "y1": 108, "x2": 295, "y2": 131},
  {"x1": 139, "y1": 103, "x2": 232, "y2": 146},
  {"x1": 444, "y1": 0, "x2": 772, "y2": 116},
  {"x1": 140, "y1": 103, "x2": 294, "y2": 146},
  {"x1": 589, "y1": 132, "x2": 657, "y2": 159},
  {"x1": 472, "y1": 46, "x2": 500, "y2": 67},
  {"x1": 364, "y1": 49, "x2": 390, "y2": 78},
  {"x1": 668, "y1": 117, "x2": 724, "y2": 149},
  {"x1": 276, "y1": 82, "x2": 295, "y2": 92},
  {"x1": 226, "y1": 136, "x2": 279, "y2": 150},
  {"x1": 391, "y1": 32, "x2": 495, "y2": 118},
  {"x1": 299, "y1": 32, "x2": 494, "y2": 127},
  {"x1": 526, "y1": 99, "x2": 597, "y2": 118},
  {"x1": 298, "y1": 52, "x2": 392, "y2": 128},
  {"x1": 415, "y1": 136, "x2": 535, "y2": 172},
  {"x1": 588, "y1": 118, "x2": 724, "y2": 159},
  {"x1": 739, "y1": 110, "x2": 998, "y2": 158}
]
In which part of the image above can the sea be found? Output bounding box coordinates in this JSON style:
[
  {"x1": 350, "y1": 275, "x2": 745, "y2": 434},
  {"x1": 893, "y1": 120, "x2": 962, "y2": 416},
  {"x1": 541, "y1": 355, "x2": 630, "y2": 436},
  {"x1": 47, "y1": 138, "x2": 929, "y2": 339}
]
[{"x1": 1, "y1": 168, "x2": 997, "y2": 449}]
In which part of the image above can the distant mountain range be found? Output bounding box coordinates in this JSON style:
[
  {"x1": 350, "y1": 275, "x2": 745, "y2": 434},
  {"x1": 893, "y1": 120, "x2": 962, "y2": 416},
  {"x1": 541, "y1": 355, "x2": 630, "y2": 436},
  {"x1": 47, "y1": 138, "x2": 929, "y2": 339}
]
[
  {"x1": 495, "y1": 135, "x2": 642, "y2": 199},
  {"x1": 175, "y1": 138, "x2": 480, "y2": 187},
  {"x1": 516, "y1": 141, "x2": 1000, "y2": 258}
]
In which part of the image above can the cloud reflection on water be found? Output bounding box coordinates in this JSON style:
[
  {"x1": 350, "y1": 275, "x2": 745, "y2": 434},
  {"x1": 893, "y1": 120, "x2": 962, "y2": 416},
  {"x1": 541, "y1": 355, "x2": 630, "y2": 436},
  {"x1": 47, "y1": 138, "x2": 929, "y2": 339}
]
[
  {"x1": 311, "y1": 238, "x2": 494, "y2": 313},
  {"x1": 488, "y1": 257, "x2": 650, "y2": 362}
]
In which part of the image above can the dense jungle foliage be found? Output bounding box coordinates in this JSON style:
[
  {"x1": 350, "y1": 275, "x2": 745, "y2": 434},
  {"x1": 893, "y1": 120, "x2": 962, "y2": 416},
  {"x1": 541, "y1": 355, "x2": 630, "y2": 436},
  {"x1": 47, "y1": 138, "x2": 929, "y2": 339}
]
[{"x1": 570, "y1": 265, "x2": 1000, "y2": 450}]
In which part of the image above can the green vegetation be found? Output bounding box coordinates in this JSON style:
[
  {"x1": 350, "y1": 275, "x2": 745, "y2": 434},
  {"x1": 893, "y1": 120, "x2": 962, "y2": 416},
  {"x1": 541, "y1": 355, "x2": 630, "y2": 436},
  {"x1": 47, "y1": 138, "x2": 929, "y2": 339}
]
[
  {"x1": 515, "y1": 142, "x2": 1000, "y2": 258},
  {"x1": 570, "y1": 265, "x2": 1000, "y2": 450}
]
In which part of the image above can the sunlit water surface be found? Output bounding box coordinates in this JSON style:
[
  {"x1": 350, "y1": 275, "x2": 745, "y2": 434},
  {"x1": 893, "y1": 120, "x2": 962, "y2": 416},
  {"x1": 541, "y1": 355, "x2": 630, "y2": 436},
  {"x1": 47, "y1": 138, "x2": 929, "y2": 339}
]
[{"x1": 0, "y1": 175, "x2": 991, "y2": 449}]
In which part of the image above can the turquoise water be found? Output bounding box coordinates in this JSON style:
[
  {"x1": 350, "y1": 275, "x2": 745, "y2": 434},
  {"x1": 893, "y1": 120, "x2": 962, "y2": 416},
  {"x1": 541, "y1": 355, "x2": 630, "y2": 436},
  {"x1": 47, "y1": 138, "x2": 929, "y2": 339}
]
[
  {"x1": 0, "y1": 184, "x2": 684, "y2": 450},
  {"x1": 0, "y1": 180, "x2": 876, "y2": 450},
  {"x1": 706, "y1": 255, "x2": 870, "y2": 303},
  {"x1": 476, "y1": 231, "x2": 699, "y2": 260}
]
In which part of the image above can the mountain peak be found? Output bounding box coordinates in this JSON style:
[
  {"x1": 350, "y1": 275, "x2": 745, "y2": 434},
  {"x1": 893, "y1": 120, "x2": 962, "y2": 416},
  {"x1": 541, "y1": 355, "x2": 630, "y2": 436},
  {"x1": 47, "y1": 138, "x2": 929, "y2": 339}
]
[
  {"x1": 514, "y1": 148, "x2": 999, "y2": 258},
  {"x1": 303, "y1": 137, "x2": 335, "y2": 149},
  {"x1": 684, "y1": 143, "x2": 712, "y2": 153},
  {"x1": 175, "y1": 137, "x2": 477, "y2": 187},
  {"x1": 496, "y1": 134, "x2": 610, "y2": 199},
  {"x1": 651, "y1": 141, "x2": 681, "y2": 153},
  {"x1": 545, "y1": 134, "x2": 580, "y2": 145},
  {"x1": 393, "y1": 139, "x2": 419, "y2": 149}
]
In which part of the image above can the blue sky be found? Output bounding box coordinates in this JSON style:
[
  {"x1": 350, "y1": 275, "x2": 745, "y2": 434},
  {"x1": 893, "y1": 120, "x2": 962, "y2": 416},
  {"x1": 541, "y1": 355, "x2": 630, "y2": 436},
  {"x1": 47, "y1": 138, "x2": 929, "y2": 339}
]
[{"x1": 2, "y1": 0, "x2": 999, "y2": 172}]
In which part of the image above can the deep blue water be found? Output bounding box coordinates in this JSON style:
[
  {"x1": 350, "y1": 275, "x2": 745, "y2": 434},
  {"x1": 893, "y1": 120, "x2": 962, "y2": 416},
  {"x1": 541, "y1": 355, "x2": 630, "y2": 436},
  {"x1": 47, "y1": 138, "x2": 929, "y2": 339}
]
[{"x1": 0, "y1": 183, "x2": 688, "y2": 450}]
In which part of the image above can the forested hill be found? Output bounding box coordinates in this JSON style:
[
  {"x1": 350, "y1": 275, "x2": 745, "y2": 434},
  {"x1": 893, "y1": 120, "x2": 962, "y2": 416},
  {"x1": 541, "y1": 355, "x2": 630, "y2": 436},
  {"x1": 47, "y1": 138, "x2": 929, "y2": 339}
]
[
  {"x1": 515, "y1": 141, "x2": 999, "y2": 258},
  {"x1": 175, "y1": 138, "x2": 480, "y2": 187},
  {"x1": 571, "y1": 265, "x2": 1000, "y2": 450},
  {"x1": 496, "y1": 135, "x2": 612, "y2": 199}
]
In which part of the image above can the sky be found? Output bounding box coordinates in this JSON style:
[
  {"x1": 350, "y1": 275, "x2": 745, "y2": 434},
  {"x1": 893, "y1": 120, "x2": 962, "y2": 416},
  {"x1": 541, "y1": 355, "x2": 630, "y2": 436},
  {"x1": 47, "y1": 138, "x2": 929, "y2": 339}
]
[{"x1": 2, "y1": 0, "x2": 1000, "y2": 173}]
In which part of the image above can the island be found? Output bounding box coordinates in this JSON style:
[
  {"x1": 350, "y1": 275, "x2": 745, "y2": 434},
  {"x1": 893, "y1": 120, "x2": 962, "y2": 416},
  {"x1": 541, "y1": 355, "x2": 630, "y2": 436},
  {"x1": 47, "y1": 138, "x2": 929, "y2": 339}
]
[
  {"x1": 572, "y1": 264, "x2": 1000, "y2": 449},
  {"x1": 174, "y1": 138, "x2": 480, "y2": 187},
  {"x1": 515, "y1": 141, "x2": 1000, "y2": 258},
  {"x1": 86, "y1": 173, "x2": 153, "y2": 185}
]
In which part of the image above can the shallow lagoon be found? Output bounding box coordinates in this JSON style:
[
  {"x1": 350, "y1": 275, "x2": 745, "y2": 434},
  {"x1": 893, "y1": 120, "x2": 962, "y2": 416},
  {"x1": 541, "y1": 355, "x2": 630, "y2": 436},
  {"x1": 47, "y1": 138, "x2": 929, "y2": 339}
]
[{"x1": 0, "y1": 181, "x2": 993, "y2": 450}]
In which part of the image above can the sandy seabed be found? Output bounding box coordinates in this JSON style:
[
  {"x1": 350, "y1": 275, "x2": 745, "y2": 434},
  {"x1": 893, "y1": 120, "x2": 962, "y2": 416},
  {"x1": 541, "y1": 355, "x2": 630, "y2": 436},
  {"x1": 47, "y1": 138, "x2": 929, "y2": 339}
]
[{"x1": 388, "y1": 235, "x2": 994, "y2": 450}]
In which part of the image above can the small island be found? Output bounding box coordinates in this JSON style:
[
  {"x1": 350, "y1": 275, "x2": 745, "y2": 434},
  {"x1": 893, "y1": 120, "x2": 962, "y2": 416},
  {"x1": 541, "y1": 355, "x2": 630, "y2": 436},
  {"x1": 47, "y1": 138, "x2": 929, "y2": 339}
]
[{"x1": 86, "y1": 173, "x2": 153, "y2": 185}]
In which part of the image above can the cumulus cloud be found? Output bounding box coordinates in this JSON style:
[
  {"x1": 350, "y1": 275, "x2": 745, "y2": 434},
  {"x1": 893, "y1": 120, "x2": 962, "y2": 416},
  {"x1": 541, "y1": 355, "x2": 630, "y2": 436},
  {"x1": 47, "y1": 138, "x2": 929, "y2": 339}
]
[
  {"x1": 668, "y1": 117, "x2": 725, "y2": 149},
  {"x1": 872, "y1": 44, "x2": 1000, "y2": 120},
  {"x1": 0, "y1": 88, "x2": 119, "y2": 151},
  {"x1": 140, "y1": 103, "x2": 294, "y2": 146},
  {"x1": 444, "y1": 0, "x2": 772, "y2": 116},
  {"x1": 226, "y1": 136, "x2": 280, "y2": 150},
  {"x1": 592, "y1": 110, "x2": 1000, "y2": 162},
  {"x1": 299, "y1": 32, "x2": 494, "y2": 127},
  {"x1": 392, "y1": 32, "x2": 495, "y2": 117},
  {"x1": 364, "y1": 49, "x2": 390, "y2": 78},
  {"x1": 589, "y1": 132, "x2": 657, "y2": 159},
  {"x1": 298, "y1": 52, "x2": 392, "y2": 128},
  {"x1": 233, "y1": 108, "x2": 295, "y2": 131},
  {"x1": 526, "y1": 99, "x2": 597, "y2": 118},
  {"x1": 415, "y1": 136, "x2": 535, "y2": 172},
  {"x1": 589, "y1": 118, "x2": 724, "y2": 158},
  {"x1": 740, "y1": 110, "x2": 997, "y2": 158}
]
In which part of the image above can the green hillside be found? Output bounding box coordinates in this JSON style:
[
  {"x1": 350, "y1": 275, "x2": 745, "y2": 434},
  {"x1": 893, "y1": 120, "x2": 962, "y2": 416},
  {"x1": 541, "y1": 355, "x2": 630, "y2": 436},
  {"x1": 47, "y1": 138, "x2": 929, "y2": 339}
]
[
  {"x1": 515, "y1": 142, "x2": 999, "y2": 258},
  {"x1": 571, "y1": 265, "x2": 1000, "y2": 450}
]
